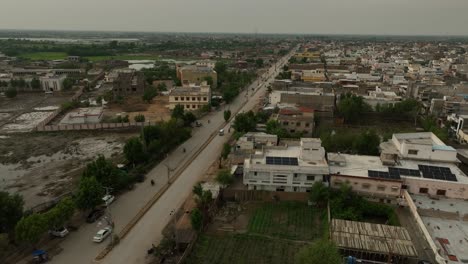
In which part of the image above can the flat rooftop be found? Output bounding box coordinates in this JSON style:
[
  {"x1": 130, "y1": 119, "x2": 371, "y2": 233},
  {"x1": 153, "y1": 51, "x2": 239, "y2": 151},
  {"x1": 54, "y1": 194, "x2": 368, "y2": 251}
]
[
  {"x1": 328, "y1": 153, "x2": 468, "y2": 184},
  {"x1": 248, "y1": 145, "x2": 328, "y2": 168}
]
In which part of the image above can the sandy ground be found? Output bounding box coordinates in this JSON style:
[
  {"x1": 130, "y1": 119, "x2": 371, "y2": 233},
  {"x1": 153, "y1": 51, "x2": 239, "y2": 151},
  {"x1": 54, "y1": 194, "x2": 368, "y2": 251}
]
[
  {"x1": 103, "y1": 95, "x2": 171, "y2": 122},
  {"x1": 1, "y1": 111, "x2": 54, "y2": 132},
  {"x1": 0, "y1": 132, "x2": 135, "y2": 209}
]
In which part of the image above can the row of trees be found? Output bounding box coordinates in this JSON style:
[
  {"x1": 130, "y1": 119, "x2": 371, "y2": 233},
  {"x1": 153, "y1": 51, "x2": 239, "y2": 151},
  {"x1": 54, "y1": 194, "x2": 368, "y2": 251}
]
[
  {"x1": 232, "y1": 110, "x2": 270, "y2": 133},
  {"x1": 320, "y1": 129, "x2": 381, "y2": 155},
  {"x1": 214, "y1": 61, "x2": 256, "y2": 103}
]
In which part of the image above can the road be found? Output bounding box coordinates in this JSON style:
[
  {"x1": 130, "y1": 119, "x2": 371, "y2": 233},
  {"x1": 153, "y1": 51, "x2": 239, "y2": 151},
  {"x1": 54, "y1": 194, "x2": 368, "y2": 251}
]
[{"x1": 46, "y1": 48, "x2": 296, "y2": 264}]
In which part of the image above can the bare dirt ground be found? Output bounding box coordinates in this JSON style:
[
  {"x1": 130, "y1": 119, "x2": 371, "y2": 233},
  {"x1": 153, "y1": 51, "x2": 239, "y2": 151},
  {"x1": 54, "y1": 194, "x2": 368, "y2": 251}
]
[
  {"x1": 103, "y1": 95, "x2": 171, "y2": 122},
  {"x1": 0, "y1": 131, "x2": 136, "y2": 209}
]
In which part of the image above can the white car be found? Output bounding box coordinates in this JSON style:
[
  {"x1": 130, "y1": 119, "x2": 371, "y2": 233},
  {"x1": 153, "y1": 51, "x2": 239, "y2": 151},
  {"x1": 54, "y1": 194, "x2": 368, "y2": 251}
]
[
  {"x1": 49, "y1": 227, "x2": 69, "y2": 238},
  {"x1": 93, "y1": 226, "x2": 112, "y2": 243},
  {"x1": 102, "y1": 195, "x2": 115, "y2": 207}
]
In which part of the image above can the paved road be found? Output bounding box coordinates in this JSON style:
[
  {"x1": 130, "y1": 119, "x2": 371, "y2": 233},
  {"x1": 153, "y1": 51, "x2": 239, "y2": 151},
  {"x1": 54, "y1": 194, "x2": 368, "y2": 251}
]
[{"x1": 46, "y1": 49, "x2": 295, "y2": 264}]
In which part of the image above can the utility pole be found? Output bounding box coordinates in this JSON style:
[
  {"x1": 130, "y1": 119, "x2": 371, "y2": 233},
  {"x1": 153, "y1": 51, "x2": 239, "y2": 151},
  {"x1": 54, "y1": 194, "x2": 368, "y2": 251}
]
[{"x1": 170, "y1": 209, "x2": 178, "y2": 252}]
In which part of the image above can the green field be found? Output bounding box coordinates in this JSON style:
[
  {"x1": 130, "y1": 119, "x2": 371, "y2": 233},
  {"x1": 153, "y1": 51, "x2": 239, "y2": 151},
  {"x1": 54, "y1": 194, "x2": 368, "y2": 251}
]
[
  {"x1": 20, "y1": 52, "x2": 68, "y2": 60},
  {"x1": 247, "y1": 201, "x2": 322, "y2": 241},
  {"x1": 186, "y1": 234, "x2": 305, "y2": 264},
  {"x1": 84, "y1": 54, "x2": 161, "y2": 62}
]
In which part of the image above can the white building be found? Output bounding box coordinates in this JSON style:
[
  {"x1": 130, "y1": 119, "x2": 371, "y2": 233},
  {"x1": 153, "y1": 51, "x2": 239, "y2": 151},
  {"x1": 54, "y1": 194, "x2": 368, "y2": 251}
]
[
  {"x1": 235, "y1": 132, "x2": 278, "y2": 151},
  {"x1": 168, "y1": 82, "x2": 211, "y2": 111},
  {"x1": 243, "y1": 138, "x2": 329, "y2": 192},
  {"x1": 40, "y1": 74, "x2": 66, "y2": 92}
]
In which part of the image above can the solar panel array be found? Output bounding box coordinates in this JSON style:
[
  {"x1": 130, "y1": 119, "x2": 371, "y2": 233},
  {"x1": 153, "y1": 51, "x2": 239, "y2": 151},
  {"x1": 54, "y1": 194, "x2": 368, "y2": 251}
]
[
  {"x1": 265, "y1": 156, "x2": 299, "y2": 166},
  {"x1": 388, "y1": 167, "x2": 421, "y2": 178},
  {"x1": 418, "y1": 165, "x2": 457, "y2": 182},
  {"x1": 368, "y1": 170, "x2": 401, "y2": 180}
]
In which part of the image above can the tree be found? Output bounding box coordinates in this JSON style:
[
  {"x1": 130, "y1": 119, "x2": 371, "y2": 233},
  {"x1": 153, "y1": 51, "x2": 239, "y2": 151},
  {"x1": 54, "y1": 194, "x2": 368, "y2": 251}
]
[
  {"x1": 215, "y1": 169, "x2": 233, "y2": 186},
  {"x1": 5, "y1": 87, "x2": 17, "y2": 98},
  {"x1": 75, "y1": 176, "x2": 105, "y2": 210},
  {"x1": 190, "y1": 208, "x2": 203, "y2": 232},
  {"x1": 183, "y1": 112, "x2": 196, "y2": 127},
  {"x1": 255, "y1": 58, "x2": 264, "y2": 68},
  {"x1": 203, "y1": 76, "x2": 213, "y2": 87},
  {"x1": 266, "y1": 119, "x2": 288, "y2": 138},
  {"x1": 221, "y1": 143, "x2": 231, "y2": 160},
  {"x1": 142, "y1": 86, "x2": 158, "y2": 103},
  {"x1": 296, "y1": 239, "x2": 341, "y2": 264},
  {"x1": 233, "y1": 111, "x2": 257, "y2": 133},
  {"x1": 223, "y1": 110, "x2": 231, "y2": 122},
  {"x1": 124, "y1": 137, "x2": 146, "y2": 166},
  {"x1": 338, "y1": 93, "x2": 372, "y2": 123},
  {"x1": 134, "y1": 114, "x2": 145, "y2": 122},
  {"x1": 15, "y1": 214, "x2": 48, "y2": 244},
  {"x1": 171, "y1": 104, "x2": 185, "y2": 120},
  {"x1": 62, "y1": 78, "x2": 74, "y2": 90},
  {"x1": 214, "y1": 61, "x2": 227, "y2": 75},
  {"x1": 192, "y1": 182, "x2": 203, "y2": 198},
  {"x1": 82, "y1": 155, "x2": 129, "y2": 190},
  {"x1": 30, "y1": 78, "x2": 41, "y2": 90},
  {"x1": 156, "y1": 82, "x2": 167, "y2": 91},
  {"x1": 46, "y1": 197, "x2": 75, "y2": 229},
  {"x1": 309, "y1": 182, "x2": 329, "y2": 208},
  {"x1": 0, "y1": 192, "x2": 24, "y2": 237},
  {"x1": 352, "y1": 130, "x2": 381, "y2": 155}
]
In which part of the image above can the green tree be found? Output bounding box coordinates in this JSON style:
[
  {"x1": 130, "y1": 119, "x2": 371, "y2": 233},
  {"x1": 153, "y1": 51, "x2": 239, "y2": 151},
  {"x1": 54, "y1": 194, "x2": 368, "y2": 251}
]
[
  {"x1": 223, "y1": 109, "x2": 231, "y2": 122},
  {"x1": 215, "y1": 169, "x2": 233, "y2": 186},
  {"x1": 353, "y1": 130, "x2": 381, "y2": 155},
  {"x1": 46, "y1": 197, "x2": 75, "y2": 229},
  {"x1": 309, "y1": 182, "x2": 329, "y2": 208},
  {"x1": 0, "y1": 192, "x2": 24, "y2": 238},
  {"x1": 30, "y1": 78, "x2": 41, "y2": 90},
  {"x1": 192, "y1": 182, "x2": 203, "y2": 197},
  {"x1": 5, "y1": 87, "x2": 17, "y2": 98},
  {"x1": 338, "y1": 93, "x2": 372, "y2": 123},
  {"x1": 266, "y1": 119, "x2": 289, "y2": 138},
  {"x1": 203, "y1": 76, "x2": 213, "y2": 87},
  {"x1": 134, "y1": 114, "x2": 145, "y2": 122},
  {"x1": 190, "y1": 208, "x2": 203, "y2": 232},
  {"x1": 124, "y1": 137, "x2": 146, "y2": 166},
  {"x1": 62, "y1": 78, "x2": 74, "y2": 90},
  {"x1": 214, "y1": 61, "x2": 227, "y2": 75},
  {"x1": 255, "y1": 58, "x2": 264, "y2": 68},
  {"x1": 15, "y1": 214, "x2": 48, "y2": 244},
  {"x1": 156, "y1": 82, "x2": 167, "y2": 91},
  {"x1": 183, "y1": 112, "x2": 196, "y2": 127},
  {"x1": 171, "y1": 104, "x2": 185, "y2": 120},
  {"x1": 233, "y1": 111, "x2": 257, "y2": 133},
  {"x1": 75, "y1": 176, "x2": 105, "y2": 210},
  {"x1": 142, "y1": 86, "x2": 158, "y2": 103},
  {"x1": 296, "y1": 239, "x2": 341, "y2": 264},
  {"x1": 221, "y1": 143, "x2": 231, "y2": 160},
  {"x1": 82, "y1": 155, "x2": 129, "y2": 190}
]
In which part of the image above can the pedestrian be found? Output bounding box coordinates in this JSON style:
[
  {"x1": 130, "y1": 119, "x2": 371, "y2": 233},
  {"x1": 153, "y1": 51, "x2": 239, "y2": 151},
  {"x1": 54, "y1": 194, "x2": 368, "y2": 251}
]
[{"x1": 150, "y1": 179, "x2": 155, "y2": 186}]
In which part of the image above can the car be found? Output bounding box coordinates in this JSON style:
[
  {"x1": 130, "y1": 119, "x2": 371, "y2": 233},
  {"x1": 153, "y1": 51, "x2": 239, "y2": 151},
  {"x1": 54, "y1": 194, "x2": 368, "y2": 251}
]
[
  {"x1": 195, "y1": 121, "x2": 202, "y2": 127},
  {"x1": 102, "y1": 194, "x2": 115, "y2": 207},
  {"x1": 48, "y1": 227, "x2": 69, "y2": 238},
  {"x1": 219, "y1": 129, "x2": 224, "y2": 136},
  {"x1": 86, "y1": 209, "x2": 105, "y2": 223},
  {"x1": 93, "y1": 226, "x2": 112, "y2": 243}
]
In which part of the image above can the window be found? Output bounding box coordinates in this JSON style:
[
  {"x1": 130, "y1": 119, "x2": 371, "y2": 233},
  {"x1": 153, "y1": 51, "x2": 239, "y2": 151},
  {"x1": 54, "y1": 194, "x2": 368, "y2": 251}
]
[
  {"x1": 408, "y1": 149, "x2": 419, "y2": 155},
  {"x1": 276, "y1": 187, "x2": 285, "y2": 192},
  {"x1": 203, "y1": 97, "x2": 207, "y2": 101},
  {"x1": 305, "y1": 123, "x2": 310, "y2": 127},
  {"x1": 192, "y1": 105, "x2": 196, "y2": 109},
  {"x1": 436, "y1": 189, "x2": 446, "y2": 196},
  {"x1": 402, "y1": 184, "x2": 408, "y2": 190},
  {"x1": 192, "y1": 97, "x2": 196, "y2": 101},
  {"x1": 197, "y1": 97, "x2": 201, "y2": 101},
  {"x1": 362, "y1": 183, "x2": 371, "y2": 189},
  {"x1": 132, "y1": 88, "x2": 136, "y2": 91},
  {"x1": 186, "y1": 97, "x2": 190, "y2": 101},
  {"x1": 296, "y1": 122, "x2": 301, "y2": 127},
  {"x1": 253, "y1": 171, "x2": 257, "y2": 176},
  {"x1": 283, "y1": 121, "x2": 289, "y2": 126},
  {"x1": 293, "y1": 173, "x2": 299, "y2": 178},
  {"x1": 377, "y1": 185, "x2": 386, "y2": 191},
  {"x1": 181, "y1": 97, "x2": 184, "y2": 101},
  {"x1": 175, "y1": 97, "x2": 179, "y2": 101},
  {"x1": 391, "y1": 186, "x2": 399, "y2": 192},
  {"x1": 307, "y1": 175, "x2": 315, "y2": 181},
  {"x1": 419, "y1": 187, "x2": 428, "y2": 194}
]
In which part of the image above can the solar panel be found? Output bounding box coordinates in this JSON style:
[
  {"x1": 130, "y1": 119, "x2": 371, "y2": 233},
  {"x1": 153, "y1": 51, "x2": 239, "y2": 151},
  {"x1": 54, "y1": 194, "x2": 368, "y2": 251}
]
[
  {"x1": 388, "y1": 167, "x2": 418, "y2": 178},
  {"x1": 368, "y1": 170, "x2": 395, "y2": 180},
  {"x1": 265, "y1": 156, "x2": 299, "y2": 166},
  {"x1": 418, "y1": 164, "x2": 458, "y2": 182}
]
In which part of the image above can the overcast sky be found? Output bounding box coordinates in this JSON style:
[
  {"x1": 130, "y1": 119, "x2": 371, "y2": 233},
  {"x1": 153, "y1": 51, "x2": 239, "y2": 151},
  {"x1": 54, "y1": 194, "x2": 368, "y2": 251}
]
[{"x1": 1, "y1": 0, "x2": 467, "y2": 35}]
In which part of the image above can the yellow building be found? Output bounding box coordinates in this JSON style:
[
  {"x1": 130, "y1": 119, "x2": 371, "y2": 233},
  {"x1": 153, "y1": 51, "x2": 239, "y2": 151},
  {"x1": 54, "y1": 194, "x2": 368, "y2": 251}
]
[
  {"x1": 301, "y1": 69, "x2": 326, "y2": 82},
  {"x1": 294, "y1": 51, "x2": 321, "y2": 60}
]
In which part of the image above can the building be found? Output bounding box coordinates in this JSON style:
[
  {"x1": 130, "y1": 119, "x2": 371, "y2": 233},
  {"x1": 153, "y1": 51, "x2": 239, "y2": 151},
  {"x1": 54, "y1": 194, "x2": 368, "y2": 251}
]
[
  {"x1": 235, "y1": 132, "x2": 278, "y2": 151},
  {"x1": 40, "y1": 74, "x2": 66, "y2": 91},
  {"x1": 177, "y1": 65, "x2": 217, "y2": 88},
  {"x1": 243, "y1": 138, "x2": 329, "y2": 192},
  {"x1": 301, "y1": 69, "x2": 326, "y2": 82},
  {"x1": 269, "y1": 90, "x2": 335, "y2": 118},
  {"x1": 168, "y1": 82, "x2": 211, "y2": 111},
  {"x1": 60, "y1": 107, "x2": 103, "y2": 124},
  {"x1": 328, "y1": 133, "x2": 468, "y2": 201},
  {"x1": 273, "y1": 107, "x2": 315, "y2": 136},
  {"x1": 112, "y1": 69, "x2": 146, "y2": 96},
  {"x1": 363, "y1": 87, "x2": 402, "y2": 109}
]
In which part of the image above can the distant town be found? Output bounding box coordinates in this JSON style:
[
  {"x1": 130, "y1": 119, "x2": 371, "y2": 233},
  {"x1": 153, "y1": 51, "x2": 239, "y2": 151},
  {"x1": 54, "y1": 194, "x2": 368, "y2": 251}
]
[{"x1": 1, "y1": 31, "x2": 468, "y2": 264}]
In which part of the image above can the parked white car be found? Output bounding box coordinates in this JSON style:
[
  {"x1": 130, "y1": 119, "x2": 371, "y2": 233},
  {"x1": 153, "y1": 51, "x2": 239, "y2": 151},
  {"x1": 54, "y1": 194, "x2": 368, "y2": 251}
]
[
  {"x1": 49, "y1": 227, "x2": 69, "y2": 238},
  {"x1": 93, "y1": 226, "x2": 112, "y2": 243},
  {"x1": 102, "y1": 195, "x2": 115, "y2": 207}
]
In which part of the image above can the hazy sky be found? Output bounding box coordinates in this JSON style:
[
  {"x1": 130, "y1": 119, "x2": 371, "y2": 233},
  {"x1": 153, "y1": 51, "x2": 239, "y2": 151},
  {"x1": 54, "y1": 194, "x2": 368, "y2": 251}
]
[{"x1": 1, "y1": 0, "x2": 467, "y2": 35}]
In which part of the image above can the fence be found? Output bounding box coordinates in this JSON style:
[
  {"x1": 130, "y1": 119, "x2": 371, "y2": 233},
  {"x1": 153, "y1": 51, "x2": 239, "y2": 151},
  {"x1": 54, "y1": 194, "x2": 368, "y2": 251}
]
[
  {"x1": 222, "y1": 189, "x2": 309, "y2": 202},
  {"x1": 36, "y1": 121, "x2": 160, "y2": 132}
]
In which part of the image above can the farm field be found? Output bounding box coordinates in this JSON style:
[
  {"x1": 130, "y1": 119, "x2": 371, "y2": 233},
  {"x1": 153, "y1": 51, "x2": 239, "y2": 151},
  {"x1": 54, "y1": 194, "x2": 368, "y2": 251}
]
[
  {"x1": 186, "y1": 234, "x2": 305, "y2": 264},
  {"x1": 19, "y1": 52, "x2": 68, "y2": 60},
  {"x1": 18, "y1": 52, "x2": 161, "y2": 61},
  {"x1": 247, "y1": 201, "x2": 323, "y2": 241}
]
